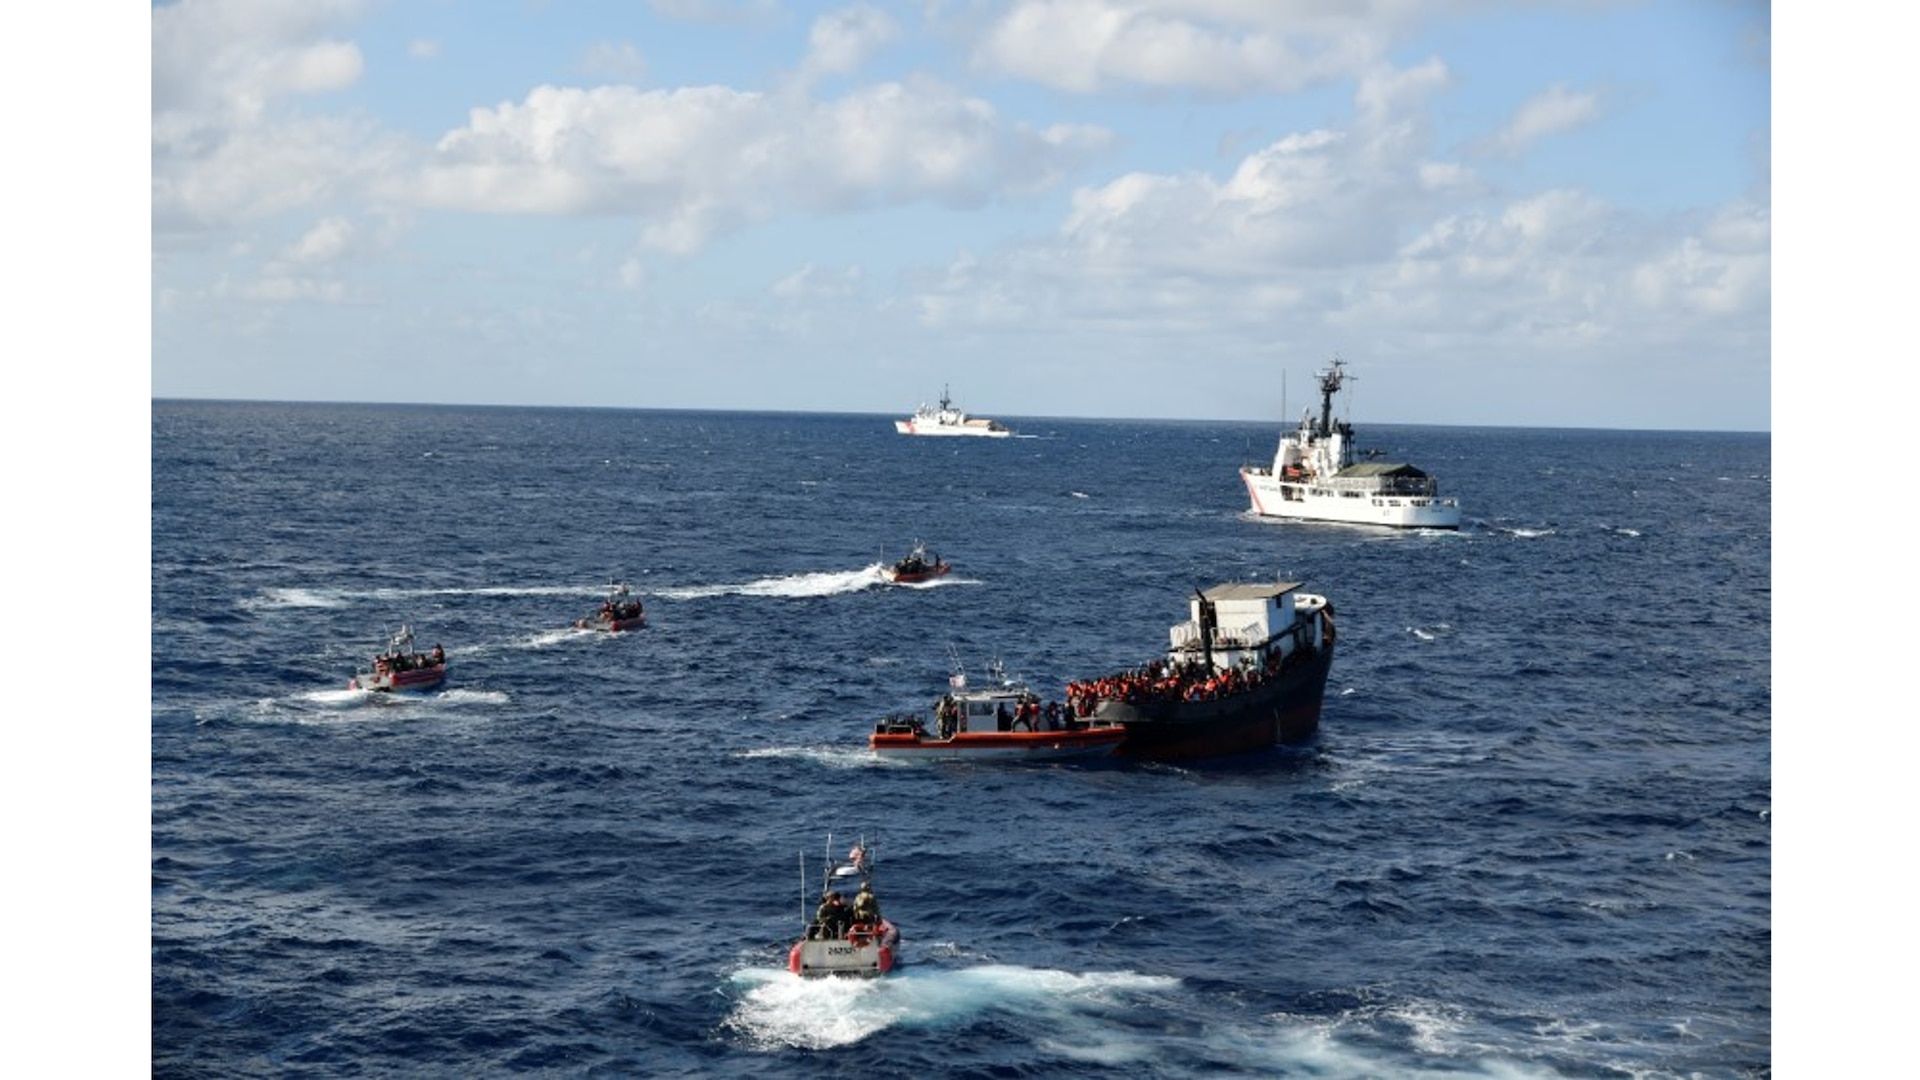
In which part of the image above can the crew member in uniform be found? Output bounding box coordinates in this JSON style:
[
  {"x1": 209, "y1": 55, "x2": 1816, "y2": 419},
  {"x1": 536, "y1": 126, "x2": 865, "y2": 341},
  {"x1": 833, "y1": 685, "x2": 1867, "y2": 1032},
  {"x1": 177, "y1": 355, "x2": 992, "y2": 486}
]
[
  {"x1": 814, "y1": 891, "x2": 851, "y2": 939},
  {"x1": 852, "y1": 883, "x2": 881, "y2": 926}
]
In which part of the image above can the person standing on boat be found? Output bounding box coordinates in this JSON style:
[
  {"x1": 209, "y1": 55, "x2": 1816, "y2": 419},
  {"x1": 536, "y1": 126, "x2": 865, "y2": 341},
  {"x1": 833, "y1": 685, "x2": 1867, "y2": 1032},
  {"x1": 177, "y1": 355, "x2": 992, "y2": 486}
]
[
  {"x1": 815, "y1": 891, "x2": 851, "y2": 939},
  {"x1": 852, "y1": 883, "x2": 881, "y2": 926}
]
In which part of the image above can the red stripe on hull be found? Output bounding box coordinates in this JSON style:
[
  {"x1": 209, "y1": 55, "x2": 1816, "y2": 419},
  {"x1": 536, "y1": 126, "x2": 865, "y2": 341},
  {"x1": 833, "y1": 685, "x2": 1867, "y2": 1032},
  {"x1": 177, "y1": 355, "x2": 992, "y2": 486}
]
[
  {"x1": 868, "y1": 728, "x2": 1124, "y2": 758},
  {"x1": 353, "y1": 665, "x2": 447, "y2": 692}
]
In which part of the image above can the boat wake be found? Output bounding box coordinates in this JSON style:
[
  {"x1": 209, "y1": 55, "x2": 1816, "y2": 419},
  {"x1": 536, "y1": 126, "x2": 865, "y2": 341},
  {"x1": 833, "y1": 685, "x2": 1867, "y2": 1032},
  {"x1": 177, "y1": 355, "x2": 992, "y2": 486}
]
[
  {"x1": 243, "y1": 583, "x2": 604, "y2": 609},
  {"x1": 298, "y1": 687, "x2": 376, "y2": 708},
  {"x1": 723, "y1": 963, "x2": 1179, "y2": 1052},
  {"x1": 658, "y1": 566, "x2": 891, "y2": 600},
  {"x1": 232, "y1": 686, "x2": 512, "y2": 724},
  {"x1": 738, "y1": 745, "x2": 880, "y2": 770},
  {"x1": 242, "y1": 587, "x2": 351, "y2": 610},
  {"x1": 436, "y1": 688, "x2": 511, "y2": 706}
]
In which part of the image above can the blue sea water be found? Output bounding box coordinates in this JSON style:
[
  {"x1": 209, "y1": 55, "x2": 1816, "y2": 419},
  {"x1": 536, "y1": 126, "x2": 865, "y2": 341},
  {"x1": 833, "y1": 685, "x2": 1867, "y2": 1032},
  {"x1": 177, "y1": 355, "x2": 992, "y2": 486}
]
[{"x1": 150, "y1": 402, "x2": 1771, "y2": 1078}]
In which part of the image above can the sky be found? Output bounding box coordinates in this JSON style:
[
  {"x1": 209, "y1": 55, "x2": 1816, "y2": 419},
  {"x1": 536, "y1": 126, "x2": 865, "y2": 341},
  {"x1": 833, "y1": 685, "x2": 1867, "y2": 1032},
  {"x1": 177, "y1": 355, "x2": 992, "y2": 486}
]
[{"x1": 147, "y1": 0, "x2": 1772, "y2": 431}]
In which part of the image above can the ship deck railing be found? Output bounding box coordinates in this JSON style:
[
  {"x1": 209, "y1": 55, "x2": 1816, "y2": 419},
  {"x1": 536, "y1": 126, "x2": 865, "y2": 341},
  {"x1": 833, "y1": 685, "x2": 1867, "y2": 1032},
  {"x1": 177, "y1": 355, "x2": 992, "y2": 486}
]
[{"x1": 1318, "y1": 476, "x2": 1442, "y2": 496}]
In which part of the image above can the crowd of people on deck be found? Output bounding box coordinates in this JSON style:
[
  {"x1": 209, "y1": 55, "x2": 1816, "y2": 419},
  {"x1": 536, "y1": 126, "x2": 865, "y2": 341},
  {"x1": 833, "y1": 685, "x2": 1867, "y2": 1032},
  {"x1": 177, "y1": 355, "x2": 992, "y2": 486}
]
[
  {"x1": 891, "y1": 546, "x2": 946, "y2": 579},
  {"x1": 1064, "y1": 640, "x2": 1315, "y2": 714},
  {"x1": 374, "y1": 643, "x2": 446, "y2": 674},
  {"x1": 574, "y1": 585, "x2": 645, "y2": 629},
  {"x1": 595, "y1": 597, "x2": 645, "y2": 622}
]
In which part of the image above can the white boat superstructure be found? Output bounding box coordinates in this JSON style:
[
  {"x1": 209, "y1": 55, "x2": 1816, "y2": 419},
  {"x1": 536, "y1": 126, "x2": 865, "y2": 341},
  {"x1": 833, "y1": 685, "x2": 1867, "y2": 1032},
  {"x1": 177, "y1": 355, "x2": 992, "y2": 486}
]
[
  {"x1": 1239, "y1": 358, "x2": 1461, "y2": 529},
  {"x1": 894, "y1": 386, "x2": 1012, "y2": 437}
]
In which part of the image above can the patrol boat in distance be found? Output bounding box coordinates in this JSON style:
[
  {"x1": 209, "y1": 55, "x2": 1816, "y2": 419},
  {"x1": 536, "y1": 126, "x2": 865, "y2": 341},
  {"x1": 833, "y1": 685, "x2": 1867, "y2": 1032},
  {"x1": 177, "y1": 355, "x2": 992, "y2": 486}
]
[
  {"x1": 1067, "y1": 582, "x2": 1335, "y2": 761},
  {"x1": 894, "y1": 385, "x2": 1012, "y2": 437},
  {"x1": 1240, "y1": 357, "x2": 1461, "y2": 529},
  {"x1": 881, "y1": 541, "x2": 951, "y2": 585},
  {"x1": 574, "y1": 581, "x2": 646, "y2": 632}
]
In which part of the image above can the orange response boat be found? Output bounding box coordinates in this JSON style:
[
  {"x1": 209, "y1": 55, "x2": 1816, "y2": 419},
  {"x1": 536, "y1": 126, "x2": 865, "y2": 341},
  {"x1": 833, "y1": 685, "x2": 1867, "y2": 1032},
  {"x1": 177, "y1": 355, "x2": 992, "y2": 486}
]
[
  {"x1": 881, "y1": 541, "x2": 950, "y2": 585},
  {"x1": 788, "y1": 838, "x2": 899, "y2": 978},
  {"x1": 868, "y1": 659, "x2": 1124, "y2": 761},
  {"x1": 348, "y1": 625, "x2": 447, "y2": 693},
  {"x1": 574, "y1": 581, "x2": 646, "y2": 631}
]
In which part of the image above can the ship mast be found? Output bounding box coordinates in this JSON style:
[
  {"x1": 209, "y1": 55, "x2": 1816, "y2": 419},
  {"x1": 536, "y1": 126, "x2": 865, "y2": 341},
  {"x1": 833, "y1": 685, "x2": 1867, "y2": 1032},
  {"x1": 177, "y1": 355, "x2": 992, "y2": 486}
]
[{"x1": 1314, "y1": 357, "x2": 1348, "y2": 439}]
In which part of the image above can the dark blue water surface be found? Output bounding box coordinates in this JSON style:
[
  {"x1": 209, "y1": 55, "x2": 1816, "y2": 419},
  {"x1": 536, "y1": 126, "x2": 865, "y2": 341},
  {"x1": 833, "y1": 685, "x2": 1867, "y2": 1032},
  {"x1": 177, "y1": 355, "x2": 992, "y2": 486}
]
[{"x1": 151, "y1": 402, "x2": 1770, "y2": 1078}]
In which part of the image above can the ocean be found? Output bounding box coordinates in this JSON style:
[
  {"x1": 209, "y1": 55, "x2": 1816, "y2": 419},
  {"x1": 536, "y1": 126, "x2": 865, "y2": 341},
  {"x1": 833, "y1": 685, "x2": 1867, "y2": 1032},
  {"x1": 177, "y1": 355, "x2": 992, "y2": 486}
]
[{"x1": 150, "y1": 401, "x2": 1771, "y2": 1078}]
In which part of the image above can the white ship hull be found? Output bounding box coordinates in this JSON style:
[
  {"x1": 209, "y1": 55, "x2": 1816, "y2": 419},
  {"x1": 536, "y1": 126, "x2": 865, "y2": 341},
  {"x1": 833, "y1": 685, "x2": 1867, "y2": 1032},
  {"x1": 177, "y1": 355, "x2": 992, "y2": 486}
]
[
  {"x1": 893, "y1": 418, "x2": 1010, "y2": 437},
  {"x1": 895, "y1": 386, "x2": 1013, "y2": 436},
  {"x1": 1242, "y1": 468, "x2": 1461, "y2": 529},
  {"x1": 789, "y1": 921, "x2": 899, "y2": 978},
  {"x1": 1241, "y1": 357, "x2": 1462, "y2": 530}
]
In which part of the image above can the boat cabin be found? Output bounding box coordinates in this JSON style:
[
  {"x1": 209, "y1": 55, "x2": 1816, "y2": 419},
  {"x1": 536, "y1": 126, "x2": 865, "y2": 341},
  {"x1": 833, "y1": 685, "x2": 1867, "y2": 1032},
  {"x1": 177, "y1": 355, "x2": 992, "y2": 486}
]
[
  {"x1": 923, "y1": 686, "x2": 1031, "y2": 733},
  {"x1": 1170, "y1": 582, "x2": 1312, "y2": 671}
]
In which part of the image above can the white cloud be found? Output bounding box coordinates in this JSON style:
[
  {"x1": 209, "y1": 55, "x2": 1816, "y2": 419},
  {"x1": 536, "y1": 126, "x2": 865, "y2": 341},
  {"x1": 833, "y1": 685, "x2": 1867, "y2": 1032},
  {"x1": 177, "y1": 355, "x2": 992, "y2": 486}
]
[
  {"x1": 153, "y1": 0, "x2": 382, "y2": 233},
  {"x1": 409, "y1": 39, "x2": 441, "y2": 60},
  {"x1": 1354, "y1": 58, "x2": 1448, "y2": 129},
  {"x1": 583, "y1": 41, "x2": 649, "y2": 81},
  {"x1": 618, "y1": 257, "x2": 648, "y2": 291},
  {"x1": 285, "y1": 216, "x2": 355, "y2": 262},
  {"x1": 210, "y1": 270, "x2": 355, "y2": 305},
  {"x1": 153, "y1": 113, "x2": 397, "y2": 234},
  {"x1": 803, "y1": 6, "x2": 900, "y2": 77},
  {"x1": 152, "y1": 0, "x2": 365, "y2": 122},
  {"x1": 416, "y1": 80, "x2": 1112, "y2": 251},
  {"x1": 1487, "y1": 83, "x2": 1603, "y2": 158},
  {"x1": 1045, "y1": 62, "x2": 1460, "y2": 278},
  {"x1": 899, "y1": 62, "x2": 1766, "y2": 379},
  {"x1": 648, "y1": 0, "x2": 785, "y2": 27},
  {"x1": 970, "y1": 0, "x2": 1417, "y2": 94},
  {"x1": 773, "y1": 262, "x2": 864, "y2": 299},
  {"x1": 1627, "y1": 202, "x2": 1771, "y2": 318},
  {"x1": 151, "y1": 2, "x2": 1107, "y2": 250}
]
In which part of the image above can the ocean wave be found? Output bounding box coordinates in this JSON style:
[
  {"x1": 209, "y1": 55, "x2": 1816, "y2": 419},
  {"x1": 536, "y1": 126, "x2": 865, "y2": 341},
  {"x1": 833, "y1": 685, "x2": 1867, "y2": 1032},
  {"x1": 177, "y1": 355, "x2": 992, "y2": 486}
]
[{"x1": 723, "y1": 964, "x2": 1180, "y2": 1052}]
